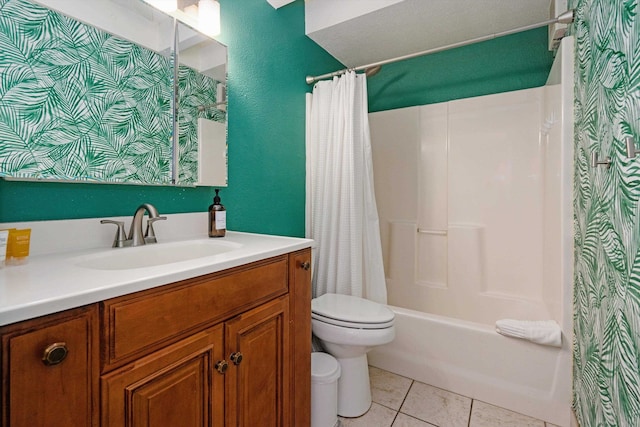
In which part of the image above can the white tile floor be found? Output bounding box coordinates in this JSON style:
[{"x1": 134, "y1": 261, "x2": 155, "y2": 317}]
[{"x1": 337, "y1": 366, "x2": 561, "y2": 427}]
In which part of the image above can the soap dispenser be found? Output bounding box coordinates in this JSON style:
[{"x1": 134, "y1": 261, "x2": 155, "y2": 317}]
[{"x1": 208, "y1": 189, "x2": 226, "y2": 237}]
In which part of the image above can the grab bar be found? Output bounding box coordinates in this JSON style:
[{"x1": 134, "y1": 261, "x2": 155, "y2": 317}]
[{"x1": 417, "y1": 228, "x2": 447, "y2": 236}]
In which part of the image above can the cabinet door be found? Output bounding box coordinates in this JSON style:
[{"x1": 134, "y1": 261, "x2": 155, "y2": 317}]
[
  {"x1": 1, "y1": 305, "x2": 99, "y2": 427},
  {"x1": 225, "y1": 296, "x2": 290, "y2": 427},
  {"x1": 101, "y1": 325, "x2": 225, "y2": 427},
  {"x1": 289, "y1": 249, "x2": 312, "y2": 427}
]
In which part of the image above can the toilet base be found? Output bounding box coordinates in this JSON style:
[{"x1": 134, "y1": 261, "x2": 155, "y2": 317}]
[{"x1": 335, "y1": 354, "x2": 372, "y2": 417}]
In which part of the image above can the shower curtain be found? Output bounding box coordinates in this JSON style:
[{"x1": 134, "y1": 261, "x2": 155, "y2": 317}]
[{"x1": 305, "y1": 71, "x2": 387, "y2": 304}]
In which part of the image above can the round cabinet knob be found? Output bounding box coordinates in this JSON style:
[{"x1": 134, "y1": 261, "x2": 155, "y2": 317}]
[
  {"x1": 300, "y1": 261, "x2": 311, "y2": 271},
  {"x1": 230, "y1": 352, "x2": 243, "y2": 365},
  {"x1": 215, "y1": 360, "x2": 229, "y2": 374},
  {"x1": 42, "y1": 342, "x2": 68, "y2": 366}
]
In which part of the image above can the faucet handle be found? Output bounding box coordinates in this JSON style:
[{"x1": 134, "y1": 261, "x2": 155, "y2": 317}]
[
  {"x1": 100, "y1": 220, "x2": 127, "y2": 248},
  {"x1": 145, "y1": 216, "x2": 167, "y2": 244}
]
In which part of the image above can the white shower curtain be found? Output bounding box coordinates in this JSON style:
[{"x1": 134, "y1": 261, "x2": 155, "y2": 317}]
[{"x1": 305, "y1": 71, "x2": 387, "y2": 304}]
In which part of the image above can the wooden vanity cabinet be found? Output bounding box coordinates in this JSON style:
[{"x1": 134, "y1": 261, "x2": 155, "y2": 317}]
[
  {"x1": 101, "y1": 296, "x2": 291, "y2": 427},
  {"x1": 101, "y1": 324, "x2": 226, "y2": 427},
  {"x1": 101, "y1": 248, "x2": 311, "y2": 427},
  {"x1": 225, "y1": 296, "x2": 290, "y2": 427},
  {"x1": 288, "y1": 249, "x2": 312, "y2": 426},
  {"x1": 0, "y1": 304, "x2": 100, "y2": 427},
  {"x1": 0, "y1": 248, "x2": 311, "y2": 427}
]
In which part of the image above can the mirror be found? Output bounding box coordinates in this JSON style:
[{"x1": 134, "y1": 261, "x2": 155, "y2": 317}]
[
  {"x1": 175, "y1": 20, "x2": 228, "y2": 186},
  {"x1": 0, "y1": 0, "x2": 227, "y2": 186}
]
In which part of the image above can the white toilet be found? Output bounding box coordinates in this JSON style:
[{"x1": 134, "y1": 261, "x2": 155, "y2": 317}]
[{"x1": 311, "y1": 293, "x2": 395, "y2": 417}]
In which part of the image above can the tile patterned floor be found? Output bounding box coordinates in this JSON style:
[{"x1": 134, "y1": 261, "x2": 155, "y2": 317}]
[{"x1": 337, "y1": 366, "x2": 562, "y2": 427}]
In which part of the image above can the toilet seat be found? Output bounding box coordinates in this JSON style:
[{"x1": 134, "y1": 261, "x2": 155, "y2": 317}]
[
  {"x1": 311, "y1": 293, "x2": 395, "y2": 329},
  {"x1": 312, "y1": 312, "x2": 394, "y2": 329}
]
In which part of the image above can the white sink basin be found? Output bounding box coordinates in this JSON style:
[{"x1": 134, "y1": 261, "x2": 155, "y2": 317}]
[{"x1": 76, "y1": 240, "x2": 243, "y2": 270}]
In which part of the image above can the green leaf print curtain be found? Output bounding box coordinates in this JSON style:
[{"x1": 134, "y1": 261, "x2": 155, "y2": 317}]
[{"x1": 572, "y1": 0, "x2": 640, "y2": 425}]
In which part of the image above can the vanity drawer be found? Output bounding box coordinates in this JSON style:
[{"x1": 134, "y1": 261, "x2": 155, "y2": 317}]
[{"x1": 102, "y1": 255, "x2": 288, "y2": 371}]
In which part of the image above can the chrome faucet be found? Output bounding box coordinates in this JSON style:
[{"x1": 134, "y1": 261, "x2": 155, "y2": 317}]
[
  {"x1": 129, "y1": 203, "x2": 166, "y2": 246},
  {"x1": 101, "y1": 203, "x2": 167, "y2": 248}
]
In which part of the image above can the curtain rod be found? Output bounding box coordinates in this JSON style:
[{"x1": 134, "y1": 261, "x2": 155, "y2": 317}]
[{"x1": 305, "y1": 9, "x2": 574, "y2": 85}]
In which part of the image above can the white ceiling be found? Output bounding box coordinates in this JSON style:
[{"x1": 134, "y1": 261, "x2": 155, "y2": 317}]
[
  {"x1": 267, "y1": 0, "x2": 297, "y2": 9},
  {"x1": 305, "y1": 0, "x2": 553, "y2": 68}
]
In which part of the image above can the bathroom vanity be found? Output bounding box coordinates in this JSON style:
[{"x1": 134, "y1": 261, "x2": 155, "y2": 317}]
[{"x1": 0, "y1": 231, "x2": 312, "y2": 427}]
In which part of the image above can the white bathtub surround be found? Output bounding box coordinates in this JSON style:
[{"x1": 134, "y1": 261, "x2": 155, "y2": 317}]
[
  {"x1": 372, "y1": 88, "x2": 558, "y2": 324},
  {"x1": 305, "y1": 71, "x2": 387, "y2": 304},
  {"x1": 495, "y1": 319, "x2": 562, "y2": 347},
  {"x1": 368, "y1": 38, "x2": 574, "y2": 426}
]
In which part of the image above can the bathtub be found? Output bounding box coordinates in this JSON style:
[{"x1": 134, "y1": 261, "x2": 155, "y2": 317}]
[
  {"x1": 368, "y1": 305, "x2": 572, "y2": 426},
  {"x1": 366, "y1": 37, "x2": 574, "y2": 427}
]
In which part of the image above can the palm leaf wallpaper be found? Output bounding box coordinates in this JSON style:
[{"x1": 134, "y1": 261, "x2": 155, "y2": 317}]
[
  {"x1": 572, "y1": 0, "x2": 640, "y2": 425},
  {"x1": 0, "y1": 0, "x2": 224, "y2": 185}
]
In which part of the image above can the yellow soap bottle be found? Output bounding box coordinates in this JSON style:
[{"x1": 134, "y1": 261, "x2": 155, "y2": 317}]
[{"x1": 7, "y1": 228, "x2": 31, "y2": 265}]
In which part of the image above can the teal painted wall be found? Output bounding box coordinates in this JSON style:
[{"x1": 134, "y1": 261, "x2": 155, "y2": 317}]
[
  {"x1": 368, "y1": 27, "x2": 553, "y2": 112},
  {"x1": 217, "y1": 0, "x2": 341, "y2": 236},
  {"x1": 0, "y1": 0, "x2": 342, "y2": 237},
  {"x1": 0, "y1": 1, "x2": 553, "y2": 238}
]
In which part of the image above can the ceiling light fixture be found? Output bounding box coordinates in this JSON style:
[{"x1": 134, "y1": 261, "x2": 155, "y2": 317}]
[{"x1": 198, "y1": 0, "x2": 221, "y2": 37}]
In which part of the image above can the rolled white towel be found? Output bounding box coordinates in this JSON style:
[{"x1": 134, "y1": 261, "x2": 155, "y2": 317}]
[{"x1": 495, "y1": 319, "x2": 562, "y2": 348}]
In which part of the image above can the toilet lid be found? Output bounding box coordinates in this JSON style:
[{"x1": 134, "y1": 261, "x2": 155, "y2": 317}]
[
  {"x1": 311, "y1": 293, "x2": 395, "y2": 326},
  {"x1": 312, "y1": 312, "x2": 395, "y2": 329}
]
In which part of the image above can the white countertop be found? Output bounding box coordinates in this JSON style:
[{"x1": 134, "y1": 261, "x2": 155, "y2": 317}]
[{"x1": 0, "y1": 231, "x2": 313, "y2": 326}]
